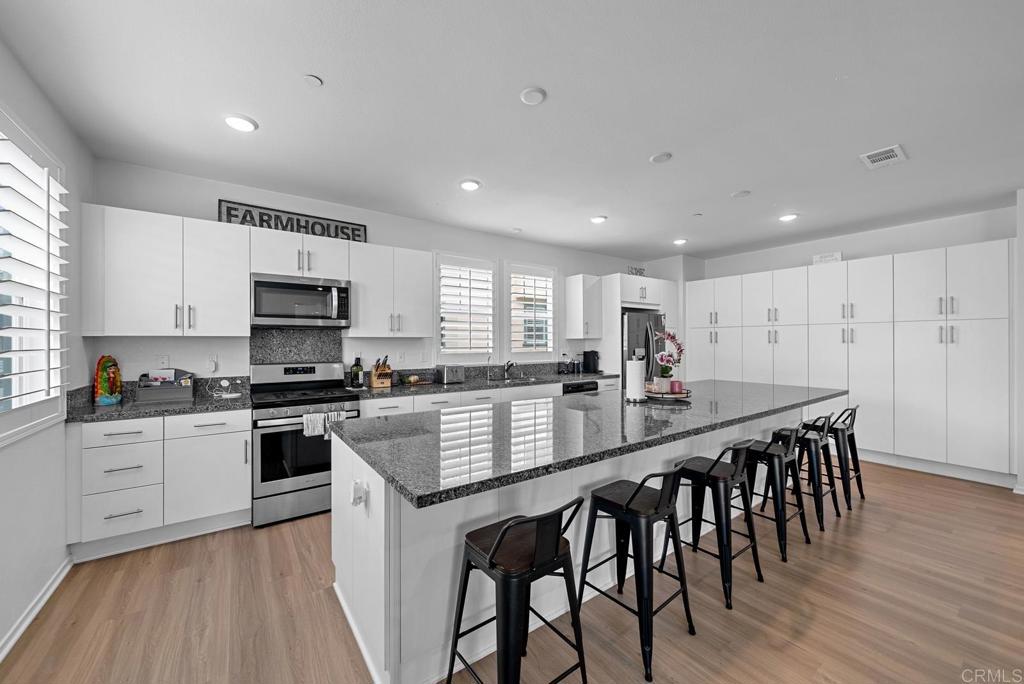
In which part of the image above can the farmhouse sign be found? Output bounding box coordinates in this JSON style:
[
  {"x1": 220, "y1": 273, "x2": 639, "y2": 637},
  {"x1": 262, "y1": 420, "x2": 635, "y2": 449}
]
[{"x1": 218, "y1": 199, "x2": 368, "y2": 242}]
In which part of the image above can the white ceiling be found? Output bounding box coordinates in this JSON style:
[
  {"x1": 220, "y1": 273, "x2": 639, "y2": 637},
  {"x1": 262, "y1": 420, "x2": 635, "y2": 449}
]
[{"x1": 2, "y1": 0, "x2": 1023, "y2": 260}]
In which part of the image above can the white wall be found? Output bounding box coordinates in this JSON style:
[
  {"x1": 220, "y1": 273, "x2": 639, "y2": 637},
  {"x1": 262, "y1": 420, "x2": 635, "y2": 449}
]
[
  {"x1": 0, "y1": 35, "x2": 94, "y2": 659},
  {"x1": 703, "y1": 207, "x2": 1016, "y2": 278},
  {"x1": 1015, "y1": 191, "x2": 1024, "y2": 494},
  {"x1": 89, "y1": 159, "x2": 633, "y2": 374}
]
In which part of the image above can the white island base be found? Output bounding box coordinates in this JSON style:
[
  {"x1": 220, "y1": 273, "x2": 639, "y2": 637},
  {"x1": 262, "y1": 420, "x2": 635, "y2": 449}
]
[{"x1": 331, "y1": 410, "x2": 797, "y2": 684}]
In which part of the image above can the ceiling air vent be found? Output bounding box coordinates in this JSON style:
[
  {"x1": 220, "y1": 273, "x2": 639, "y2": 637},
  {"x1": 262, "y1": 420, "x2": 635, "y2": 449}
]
[{"x1": 859, "y1": 144, "x2": 908, "y2": 170}]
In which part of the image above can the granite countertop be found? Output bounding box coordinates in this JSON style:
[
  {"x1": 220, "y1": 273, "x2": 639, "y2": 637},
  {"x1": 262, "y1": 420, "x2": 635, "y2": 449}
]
[
  {"x1": 352, "y1": 372, "x2": 618, "y2": 400},
  {"x1": 66, "y1": 394, "x2": 252, "y2": 423},
  {"x1": 332, "y1": 379, "x2": 847, "y2": 509}
]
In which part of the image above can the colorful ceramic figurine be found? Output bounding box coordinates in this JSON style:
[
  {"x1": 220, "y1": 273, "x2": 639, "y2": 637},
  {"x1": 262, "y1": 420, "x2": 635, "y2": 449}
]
[{"x1": 93, "y1": 355, "x2": 123, "y2": 406}]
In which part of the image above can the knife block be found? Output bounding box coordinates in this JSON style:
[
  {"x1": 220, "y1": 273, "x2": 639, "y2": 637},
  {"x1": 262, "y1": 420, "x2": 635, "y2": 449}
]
[{"x1": 369, "y1": 366, "x2": 392, "y2": 389}]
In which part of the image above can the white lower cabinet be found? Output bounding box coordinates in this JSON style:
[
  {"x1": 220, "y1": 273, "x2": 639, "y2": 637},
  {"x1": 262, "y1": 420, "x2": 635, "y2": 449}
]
[
  {"x1": 894, "y1": 321, "x2": 946, "y2": 463},
  {"x1": 847, "y1": 323, "x2": 894, "y2": 454},
  {"x1": 501, "y1": 383, "x2": 563, "y2": 402},
  {"x1": 164, "y1": 431, "x2": 251, "y2": 525},
  {"x1": 461, "y1": 388, "x2": 502, "y2": 405},
  {"x1": 947, "y1": 319, "x2": 1010, "y2": 472},
  {"x1": 361, "y1": 396, "x2": 415, "y2": 417},
  {"x1": 685, "y1": 329, "x2": 715, "y2": 381},
  {"x1": 808, "y1": 324, "x2": 849, "y2": 419},
  {"x1": 597, "y1": 377, "x2": 620, "y2": 392},
  {"x1": 81, "y1": 484, "x2": 164, "y2": 542},
  {"x1": 714, "y1": 328, "x2": 743, "y2": 382},
  {"x1": 413, "y1": 393, "x2": 462, "y2": 412},
  {"x1": 82, "y1": 441, "x2": 163, "y2": 495}
]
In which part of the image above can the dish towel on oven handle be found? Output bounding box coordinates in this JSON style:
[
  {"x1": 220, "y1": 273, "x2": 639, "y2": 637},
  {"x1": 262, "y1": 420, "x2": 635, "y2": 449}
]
[
  {"x1": 302, "y1": 411, "x2": 347, "y2": 439},
  {"x1": 323, "y1": 411, "x2": 345, "y2": 440}
]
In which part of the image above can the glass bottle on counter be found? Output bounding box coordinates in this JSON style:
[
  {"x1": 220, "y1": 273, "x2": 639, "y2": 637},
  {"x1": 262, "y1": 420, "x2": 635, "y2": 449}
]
[{"x1": 350, "y1": 357, "x2": 363, "y2": 388}]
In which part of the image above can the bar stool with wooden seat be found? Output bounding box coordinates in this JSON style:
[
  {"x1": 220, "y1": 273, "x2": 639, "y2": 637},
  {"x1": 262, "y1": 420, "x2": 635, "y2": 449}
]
[
  {"x1": 827, "y1": 406, "x2": 865, "y2": 509},
  {"x1": 742, "y1": 426, "x2": 811, "y2": 562},
  {"x1": 445, "y1": 497, "x2": 587, "y2": 684},
  {"x1": 664, "y1": 440, "x2": 764, "y2": 610},
  {"x1": 577, "y1": 463, "x2": 697, "y2": 682},
  {"x1": 764, "y1": 414, "x2": 842, "y2": 531}
]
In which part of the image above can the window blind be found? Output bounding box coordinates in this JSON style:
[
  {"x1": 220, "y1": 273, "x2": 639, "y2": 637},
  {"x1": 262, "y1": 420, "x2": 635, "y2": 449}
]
[
  {"x1": 510, "y1": 271, "x2": 553, "y2": 353},
  {"x1": 439, "y1": 259, "x2": 494, "y2": 354},
  {"x1": 439, "y1": 403, "x2": 494, "y2": 487},
  {"x1": 510, "y1": 398, "x2": 554, "y2": 471},
  {"x1": 0, "y1": 130, "x2": 68, "y2": 414}
]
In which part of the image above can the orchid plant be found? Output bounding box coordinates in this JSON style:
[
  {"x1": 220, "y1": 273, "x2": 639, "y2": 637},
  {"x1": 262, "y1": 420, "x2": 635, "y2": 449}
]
[{"x1": 654, "y1": 330, "x2": 685, "y2": 378}]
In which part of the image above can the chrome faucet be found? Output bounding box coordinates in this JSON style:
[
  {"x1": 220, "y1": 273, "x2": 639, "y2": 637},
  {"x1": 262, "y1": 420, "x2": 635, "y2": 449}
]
[{"x1": 504, "y1": 360, "x2": 518, "y2": 380}]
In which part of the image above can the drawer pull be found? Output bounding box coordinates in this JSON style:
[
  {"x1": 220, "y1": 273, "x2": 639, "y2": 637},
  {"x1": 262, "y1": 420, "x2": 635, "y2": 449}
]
[
  {"x1": 380, "y1": 405, "x2": 400, "y2": 410},
  {"x1": 103, "y1": 464, "x2": 144, "y2": 474},
  {"x1": 474, "y1": 396, "x2": 493, "y2": 400},
  {"x1": 193, "y1": 422, "x2": 228, "y2": 428},
  {"x1": 102, "y1": 430, "x2": 144, "y2": 437},
  {"x1": 104, "y1": 508, "x2": 143, "y2": 520},
  {"x1": 430, "y1": 400, "x2": 450, "y2": 405}
]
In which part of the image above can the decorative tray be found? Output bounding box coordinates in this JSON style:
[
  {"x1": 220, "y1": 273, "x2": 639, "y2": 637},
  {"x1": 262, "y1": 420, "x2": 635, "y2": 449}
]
[{"x1": 644, "y1": 388, "x2": 692, "y2": 402}]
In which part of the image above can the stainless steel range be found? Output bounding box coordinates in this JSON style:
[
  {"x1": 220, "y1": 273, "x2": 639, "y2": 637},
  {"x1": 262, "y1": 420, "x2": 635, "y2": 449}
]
[{"x1": 250, "y1": 363, "x2": 360, "y2": 526}]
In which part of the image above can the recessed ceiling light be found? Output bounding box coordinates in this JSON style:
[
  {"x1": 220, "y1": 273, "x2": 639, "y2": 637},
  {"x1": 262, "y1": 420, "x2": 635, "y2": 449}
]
[
  {"x1": 225, "y1": 114, "x2": 258, "y2": 133},
  {"x1": 590, "y1": 215, "x2": 607, "y2": 224},
  {"x1": 730, "y1": 189, "x2": 751, "y2": 198},
  {"x1": 520, "y1": 87, "x2": 547, "y2": 106},
  {"x1": 778, "y1": 213, "x2": 799, "y2": 222},
  {"x1": 649, "y1": 152, "x2": 673, "y2": 164},
  {"x1": 673, "y1": 239, "x2": 687, "y2": 245},
  {"x1": 459, "y1": 179, "x2": 481, "y2": 191},
  {"x1": 303, "y1": 74, "x2": 324, "y2": 88}
]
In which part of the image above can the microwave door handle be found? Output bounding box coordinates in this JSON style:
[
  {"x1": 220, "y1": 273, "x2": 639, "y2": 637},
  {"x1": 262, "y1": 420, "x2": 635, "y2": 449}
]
[{"x1": 331, "y1": 287, "x2": 339, "y2": 320}]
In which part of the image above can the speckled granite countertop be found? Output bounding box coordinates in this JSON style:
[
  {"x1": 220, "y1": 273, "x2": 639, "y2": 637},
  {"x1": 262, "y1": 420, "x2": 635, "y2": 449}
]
[
  {"x1": 352, "y1": 372, "x2": 618, "y2": 400},
  {"x1": 66, "y1": 395, "x2": 252, "y2": 423},
  {"x1": 332, "y1": 380, "x2": 846, "y2": 508}
]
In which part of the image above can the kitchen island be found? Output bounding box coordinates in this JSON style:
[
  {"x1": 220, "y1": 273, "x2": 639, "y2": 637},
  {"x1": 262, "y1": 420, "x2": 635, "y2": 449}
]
[{"x1": 330, "y1": 380, "x2": 846, "y2": 683}]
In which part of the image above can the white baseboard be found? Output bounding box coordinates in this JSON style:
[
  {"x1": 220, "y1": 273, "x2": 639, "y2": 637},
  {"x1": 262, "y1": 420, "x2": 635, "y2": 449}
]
[
  {"x1": 1013, "y1": 482, "x2": 1024, "y2": 496},
  {"x1": 0, "y1": 555, "x2": 72, "y2": 664},
  {"x1": 333, "y1": 582, "x2": 387, "y2": 684},
  {"x1": 69, "y1": 509, "x2": 252, "y2": 563},
  {"x1": 859, "y1": 450, "x2": 1017, "y2": 488}
]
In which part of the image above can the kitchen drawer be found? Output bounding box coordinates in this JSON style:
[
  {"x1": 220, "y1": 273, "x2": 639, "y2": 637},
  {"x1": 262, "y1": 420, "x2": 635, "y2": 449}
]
[
  {"x1": 164, "y1": 409, "x2": 251, "y2": 439},
  {"x1": 413, "y1": 393, "x2": 463, "y2": 412},
  {"x1": 460, "y1": 388, "x2": 501, "y2": 405},
  {"x1": 82, "y1": 441, "x2": 163, "y2": 495},
  {"x1": 82, "y1": 417, "x2": 163, "y2": 448},
  {"x1": 81, "y1": 484, "x2": 164, "y2": 542},
  {"x1": 361, "y1": 396, "x2": 415, "y2": 418},
  {"x1": 597, "y1": 377, "x2": 620, "y2": 391}
]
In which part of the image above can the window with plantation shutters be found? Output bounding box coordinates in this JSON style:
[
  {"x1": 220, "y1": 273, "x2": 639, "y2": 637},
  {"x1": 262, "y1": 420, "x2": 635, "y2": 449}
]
[
  {"x1": 439, "y1": 257, "x2": 494, "y2": 355},
  {"x1": 0, "y1": 128, "x2": 68, "y2": 418},
  {"x1": 510, "y1": 269, "x2": 554, "y2": 353}
]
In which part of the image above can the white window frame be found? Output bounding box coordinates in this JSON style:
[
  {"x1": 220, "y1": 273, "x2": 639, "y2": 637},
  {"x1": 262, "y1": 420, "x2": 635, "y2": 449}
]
[
  {"x1": 505, "y1": 262, "x2": 557, "y2": 362},
  {"x1": 0, "y1": 108, "x2": 69, "y2": 447},
  {"x1": 436, "y1": 252, "x2": 497, "y2": 364}
]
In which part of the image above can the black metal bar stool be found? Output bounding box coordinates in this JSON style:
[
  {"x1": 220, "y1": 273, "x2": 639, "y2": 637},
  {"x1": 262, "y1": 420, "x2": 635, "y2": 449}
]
[
  {"x1": 742, "y1": 426, "x2": 811, "y2": 561},
  {"x1": 662, "y1": 440, "x2": 764, "y2": 611},
  {"x1": 828, "y1": 406, "x2": 865, "y2": 508},
  {"x1": 765, "y1": 414, "x2": 841, "y2": 531},
  {"x1": 577, "y1": 463, "x2": 696, "y2": 682},
  {"x1": 445, "y1": 497, "x2": 587, "y2": 684}
]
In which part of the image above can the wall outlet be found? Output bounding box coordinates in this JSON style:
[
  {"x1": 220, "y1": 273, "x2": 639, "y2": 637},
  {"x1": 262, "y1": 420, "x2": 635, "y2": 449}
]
[
  {"x1": 397, "y1": 351, "x2": 406, "y2": 363},
  {"x1": 156, "y1": 354, "x2": 170, "y2": 368},
  {"x1": 207, "y1": 354, "x2": 218, "y2": 374}
]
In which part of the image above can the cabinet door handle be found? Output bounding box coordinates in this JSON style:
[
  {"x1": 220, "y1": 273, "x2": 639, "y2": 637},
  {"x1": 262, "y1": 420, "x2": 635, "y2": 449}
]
[
  {"x1": 396, "y1": 313, "x2": 402, "y2": 332},
  {"x1": 389, "y1": 313, "x2": 394, "y2": 332},
  {"x1": 193, "y1": 421, "x2": 227, "y2": 428},
  {"x1": 938, "y1": 297, "x2": 944, "y2": 315},
  {"x1": 849, "y1": 327, "x2": 854, "y2": 344},
  {"x1": 767, "y1": 329, "x2": 771, "y2": 344},
  {"x1": 306, "y1": 250, "x2": 312, "y2": 272},
  {"x1": 841, "y1": 328, "x2": 846, "y2": 344},
  {"x1": 709, "y1": 331, "x2": 713, "y2": 344},
  {"x1": 767, "y1": 307, "x2": 771, "y2": 323},
  {"x1": 709, "y1": 312, "x2": 713, "y2": 325},
  {"x1": 949, "y1": 325, "x2": 955, "y2": 344},
  {"x1": 849, "y1": 302, "x2": 854, "y2": 319},
  {"x1": 714, "y1": 331, "x2": 718, "y2": 343},
  {"x1": 244, "y1": 438, "x2": 249, "y2": 464},
  {"x1": 174, "y1": 304, "x2": 182, "y2": 329},
  {"x1": 939, "y1": 325, "x2": 944, "y2": 344},
  {"x1": 188, "y1": 305, "x2": 194, "y2": 329},
  {"x1": 102, "y1": 430, "x2": 144, "y2": 437},
  {"x1": 103, "y1": 464, "x2": 144, "y2": 474},
  {"x1": 104, "y1": 508, "x2": 143, "y2": 520},
  {"x1": 949, "y1": 296, "x2": 955, "y2": 315},
  {"x1": 841, "y1": 303, "x2": 846, "y2": 319},
  {"x1": 774, "y1": 307, "x2": 779, "y2": 322},
  {"x1": 774, "y1": 329, "x2": 779, "y2": 343},
  {"x1": 298, "y1": 249, "x2": 303, "y2": 272}
]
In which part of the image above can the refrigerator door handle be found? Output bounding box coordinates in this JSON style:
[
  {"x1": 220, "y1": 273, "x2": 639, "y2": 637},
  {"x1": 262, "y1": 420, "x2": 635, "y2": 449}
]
[{"x1": 644, "y1": 320, "x2": 656, "y2": 381}]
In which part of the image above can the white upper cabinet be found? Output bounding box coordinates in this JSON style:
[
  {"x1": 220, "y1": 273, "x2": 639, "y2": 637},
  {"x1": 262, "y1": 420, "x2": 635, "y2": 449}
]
[
  {"x1": 946, "y1": 240, "x2": 1008, "y2": 320},
  {"x1": 741, "y1": 271, "x2": 773, "y2": 326},
  {"x1": 101, "y1": 206, "x2": 184, "y2": 336},
  {"x1": 894, "y1": 247, "x2": 946, "y2": 322},
  {"x1": 565, "y1": 274, "x2": 602, "y2": 339},
  {"x1": 303, "y1": 233, "x2": 351, "y2": 281},
  {"x1": 847, "y1": 255, "x2": 893, "y2": 323},
  {"x1": 714, "y1": 276, "x2": 743, "y2": 327},
  {"x1": 772, "y1": 267, "x2": 808, "y2": 326},
  {"x1": 685, "y1": 279, "x2": 715, "y2": 328},
  {"x1": 619, "y1": 274, "x2": 661, "y2": 307},
  {"x1": 348, "y1": 242, "x2": 433, "y2": 337},
  {"x1": 808, "y1": 261, "x2": 847, "y2": 325},
  {"x1": 393, "y1": 247, "x2": 434, "y2": 337},
  {"x1": 182, "y1": 218, "x2": 250, "y2": 336},
  {"x1": 250, "y1": 227, "x2": 303, "y2": 276}
]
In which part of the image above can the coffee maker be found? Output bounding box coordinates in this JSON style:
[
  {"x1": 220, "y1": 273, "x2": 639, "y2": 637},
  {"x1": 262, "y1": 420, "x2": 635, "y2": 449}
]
[{"x1": 582, "y1": 350, "x2": 600, "y2": 373}]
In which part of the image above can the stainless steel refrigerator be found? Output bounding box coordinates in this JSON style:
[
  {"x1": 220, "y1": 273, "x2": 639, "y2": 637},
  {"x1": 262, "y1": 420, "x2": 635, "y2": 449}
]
[{"x1": 621, "y1": 309, "x2": 666, "y2": 381}]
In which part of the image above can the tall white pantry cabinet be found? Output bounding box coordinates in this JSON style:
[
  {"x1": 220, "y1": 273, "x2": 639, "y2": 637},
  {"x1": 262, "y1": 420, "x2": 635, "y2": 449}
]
[{"x1": 686, "y1": 239, "x2": 1013, "y2": 476}]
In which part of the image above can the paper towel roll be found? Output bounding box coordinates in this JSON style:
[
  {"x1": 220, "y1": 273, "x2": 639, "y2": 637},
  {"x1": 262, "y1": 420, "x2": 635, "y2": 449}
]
[{"x1": 625, "y1": 359, "x2": 647, "y2": 402}]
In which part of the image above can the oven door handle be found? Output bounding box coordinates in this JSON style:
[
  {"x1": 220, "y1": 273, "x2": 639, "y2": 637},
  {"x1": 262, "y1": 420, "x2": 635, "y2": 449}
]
[{"x1": 254, "y1": 417, "x2": 306, "y2": 428}]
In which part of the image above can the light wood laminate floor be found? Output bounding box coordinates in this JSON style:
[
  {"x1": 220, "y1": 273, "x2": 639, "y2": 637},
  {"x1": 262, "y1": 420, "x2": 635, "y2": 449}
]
[{"x1": 1, "y1": 462, "x2": 1022, "y2": 683}]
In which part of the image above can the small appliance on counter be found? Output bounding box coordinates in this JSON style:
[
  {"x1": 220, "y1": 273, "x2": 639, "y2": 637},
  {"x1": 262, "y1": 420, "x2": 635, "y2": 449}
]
[
  {"x1": 435, "y1": 364, "x2": 465, "y2": 385},
  {"x1": 582, "y1": 350, "x2": 600, "y2": 374},
  {"x1": 135, "y1": 368, "x2": 194, "y2": 404}
]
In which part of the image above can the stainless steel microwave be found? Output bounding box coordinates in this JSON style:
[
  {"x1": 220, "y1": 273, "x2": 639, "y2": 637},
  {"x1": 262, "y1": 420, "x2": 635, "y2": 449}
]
[{"x1": 251, "y1": 273, "x2": 351, "y2": 328}]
